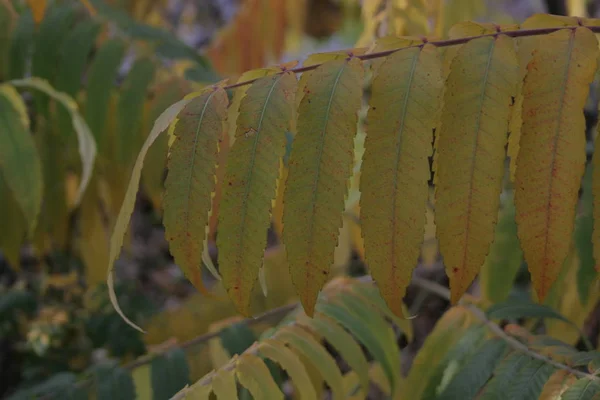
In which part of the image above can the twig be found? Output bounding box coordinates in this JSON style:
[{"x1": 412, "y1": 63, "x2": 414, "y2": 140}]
[{"x1": 223, "y1": 23, "x2": 598, "y2": 91}]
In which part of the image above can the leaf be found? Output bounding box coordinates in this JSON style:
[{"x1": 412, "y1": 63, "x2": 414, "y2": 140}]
[
  {"x1": 275, "y1": 325, "x2": 344, "y2": 400},
  {"x1": 84, "y1": 38, "x2": 126, "y2": 150},
  {"x1": 116, "y1": 58, "x2": 157, "y2": 165},
  {"x1": 435, "y1": 34, "x2": 519, "y2": 303},
  {"x1": 514, "y1": 27, "x2": 599, "y2": 301},
  {"x1": 479, "y1": 192, "x2": 524, "y2": 303},
  {"x1": 217, "y1": 72, "x2": 296, "y2": 315},
  {"x1": 151, "y1": 348, "x2": 190, "y2": 400},
  {"x1": 108, "y1": 94, "x2": 201, "y2": 333},
  {"x1": 0, "y1": 1, "x2": 15, "y2": 81},
  {"x1": 509, "y1": 359, "x2": 556, "y2": 400},
  {"x1": 594, "y1": 120, "x2": 600, "y2": 275},
  {"x1": 576, "y1": 165, "x2": 595, "y2": 304},
  {"x1": 258, "y1": 338, "x2": 317, "y2": 399},
  {"x1": 162, "y1": 87, "x2": 228, "y2": 308},
  {"x1": 316, "y1": 293, "x2": 400, "y2": 395},
  {"x1": 0, "y1": 174, "x2": 26, "y2": 268},
  {"x1": 360, "y1": 43, "x2": 443, "y2": 316},
  {"x1": 283, "y1": 57, "x2": 364, "y2": 316},
  {"x1": 0, "y1": 84, "x2": 41, "y2": 233},
  {"x1": 7, "y1": 8, "x2": 34, "y2": 80},
  {"x1": 561, "y1": 379, "x2": 600, "y2": 400},
  {"x1": 93, "y1": 362, "x2": 137, "y2": 400},
  {"x1": 487, "y1": 299, "x2": 575, "y2": 325},
  {"x1": 132, "y1": 364, "x2": 152, "y2": 400},
  {"x1": 10, "y1": 77, "x2": 97, "y2": 206},
  {"x1": 211, "y1": 369, "x2": 238, "y2": 400},
  {"x1": 538, "y1": 370, "x2": 577, "y2": 399},
  {"x1": 403, "y1": 306, "x2": 479, "y2": 399},
  {"x1": 438, "y1": 339, "x2": 508, "y2": 400},
  {"x1": 235, "y1": 353, "x2": 284, "y2": 400},
  {"x1": 296, "y1": 313, "x2": 370, "y2": 393},
  {"x1": 479, "y1": 352, "x2": 534, "y2": 400}
]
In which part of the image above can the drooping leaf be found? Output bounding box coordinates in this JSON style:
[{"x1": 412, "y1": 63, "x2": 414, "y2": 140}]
[
  {"x1": 217, "y1": 72, "x2": 296, "y2": 315},
  {"x1": 10, "y1": 77, "x2": 97, "y2": 206},
  {"x1": 163, "y1": 88, "x2": 228, "y2": 303},
  {"x1": 514, "y1": 27, "x2": 599, "y2": 301},
  {"x1": 487, "y1": 299, "x2": 576, "y2": 326},
  {"x1": 0, "y1": 174, "x2": 26, "y2": 268},
  {"x1": 151, "y1": 348, "x2": 190, "y2": 400},
  {"x1": 436, "y1": 34, "x2": 519, "y2": 303},
  {"x1": 479, "y1": 192, "x2": 524, "y2": 303},
  {"x1": 594, "y1": 121, "x2": 600, "y2": 274},
  {"x1": 108, "y1": 94, "x2": 202, "y2": 332},
  {"x1": 0, "y1": 84, "x2": 41, "y2": 233},
  {"x1": 576, "y1": 164, "x2": 595, "y2": 304},
  {"x1": 235, "y1": 353, "x2": 284, "y2": 400},
  {"x1": 258, "y1": 338, "x2": 317, "y2": 400},
  {"x1": 84, "y1": 38, "x2": 126, "y2": 150},
  {"x1": 360, "y1": 43, "x2": 443, "y2": 316},
  {"x1": 282, "y1": 57, "x2": 364, "y2": 316},
  {"x1": 0, "y1": 1, "x2": 15, "y2": 81},
  {"x1": 561, "y1": 378, "x2": 600, "y2": 400},
  {"x1": 438, "y1": 339, "x2": 508, "y2": 400},
  {"x1": 275, "y1": 325, "x2": 344, "y2": 400}
]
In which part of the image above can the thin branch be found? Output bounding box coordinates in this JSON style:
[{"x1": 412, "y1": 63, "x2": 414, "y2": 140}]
[
  {"x1": 410, "y1": 277, "x2": 600, "y2": 382},
  {"x1": 224, "y1": 23, "x2": 599, "y2": 91}
]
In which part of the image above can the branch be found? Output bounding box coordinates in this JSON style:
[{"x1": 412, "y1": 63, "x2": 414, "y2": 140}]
[{"x1": 224, "y1": 22, "x2": 599, "y2": 90}]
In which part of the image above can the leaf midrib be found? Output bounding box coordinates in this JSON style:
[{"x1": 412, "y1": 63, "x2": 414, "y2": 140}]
[{"x1": 306, "y1": 62, "x2": 348, "y2": 267}]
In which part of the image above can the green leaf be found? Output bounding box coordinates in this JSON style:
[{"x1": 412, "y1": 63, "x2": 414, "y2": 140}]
[
  {"x1": 479, "y1": 193, "x2": 524, "y2": 303},
  {"x1": 0, "y1": 0, "x2": 15, "y2": 81},
  {"x1": 117, "y1": 58, "x2": 156, "y2": 165},
  {"x1": 507, "y1": 359, "x2": 555, "y2": 400},
  {"x1": 258, "y1": 338, "x2": 317, "y2": 400},
  {"x1": 7, "y1": 8, "x2": 33, "y2": 80},
  {"x1": 54, "y1": 20, "x2": 101, "y2": 143},
  {"x1": 7, "y1": 372, "x2": 86, "y2": 400},
  {"x1": 0, "y1": 84, "x2": 42, "y2": 233},
  {"x1": 438, "y1": 339, "x2": 508, "y2": 400},
  {"x1": 561, "y1": 378, "x2": 600, "y2": 400},
  {"x1": 217, "y1": 72, "x2": 296, "y2": 315},
  {"x1": 107, "y1": 94, "x2": 200, "y2": 332},
  {"x1": 296, "y1": 314, "x2": 370, "y2": 394},
  {"x1": 235, "y1": 353, "x2": 284, "y2": 400},
  {"x1": 219, "y1": 322, "x2": 258, "y2": 357},
  {"x1": 10, "y1": 78, "x2": 97, "y2": 207},
  {"x1": 93, "y1": 362, "x2": 137, "y2": 400},
  {"x1": 283, "y1": 57, "x2": 364, "y2": 316},
  {"x1": 275, "y1": 325, "x2": 344, "y2": 400},
  {"x1": 479, "y1": 352, "x2": 535, "y2": 400},
  {"x1": 360, "y1": 43, "x2": 443, "y2": 317},
  {"x1": 84, "y1": 38, "x2": 126, "y2": 149},
  {"x1": 0, "y1": 175, "x2": 27, "y2": 268},
  {"x1": 576, "y1": 164, "x2": 596, "y2": 305},
  {"x1": 163, "y1": 88, "x2": 228, "y2": 298},
  {"x1": 316, "y1": 297, "x2": 399, "y2": 396},
  {"x1": 151, "y1": 348, "x2": 190, "y2": 400}
]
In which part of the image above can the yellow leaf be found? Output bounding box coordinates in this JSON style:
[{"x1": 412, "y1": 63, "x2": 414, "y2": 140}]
[
  {"x1": 275, "y1": 325, "x2": 344, "y2": 400},
  {"x1": 107, "y1": 91, "x2": 209, "y2": 333},
  {"x1": 217, "y1": 72, "x2": 296, "y2": 316},
  {"x1": 436, "y1": 34, "x2": 519, "y2": 303},
  {"x1": 163, "y1": 88, "x2": 228, "y2": 301},
  {"x1": 132, "y1": 364, "x2": 152, "y2": 400},
  {"x1": 361, "y1": 43, "x2": 443, "y2": 316},
  {"x1": 538, "y1": 370, "x2": 577, "y2": 399},
  {"x1": 283, "y1": 57, "x2": 364, "y2": 316},
  {"x1": 595, "y1": 130, "x2": 600, "y2": 273},
  {"x1": 258, "y1": 338, "x2": 317, "y2": 399},
  {"x1": 80, "y1": 188, "x2": 109, "y2": 288},
  {"x1": 26, "y1": 0, "x2": 46, "y2": 24},
  {"x1": 514, "y1": 27, "x2": 598, "y2": 302},
  {"x1": 211, "y1": 368, "x2": 238, "y2": 400},
  {"x1": 235, "y1": 353, "x2": 284, "y2": 400}
]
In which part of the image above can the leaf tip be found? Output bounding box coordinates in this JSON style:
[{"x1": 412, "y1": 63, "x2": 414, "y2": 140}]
[{"x1": 107, "y1": 272, "x2": 146, "y2": 334}]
